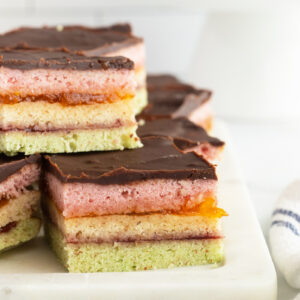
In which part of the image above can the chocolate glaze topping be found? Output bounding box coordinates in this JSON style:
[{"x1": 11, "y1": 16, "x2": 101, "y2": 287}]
[
  {"x1": 0, "y1": 48, "x2": 133, "y2": 70},
  {"x1": 44, "y1": 136, "x2": 217, "y2": 185},
  {"x1": 137, "y1": 118, "x2": 224, "y2": 150},
  {"x1": 147, "y1": 74, "x2": 182, "y2": 90},
  {"x1": 139, "y1": 75, "x2": 211, "y2": 120},
  {"x1": 0, "y1": 24, "x2": 142, "y2": 56},
  {"x1": 0, "y1": 154, "x2": 41, "y2": 183}
]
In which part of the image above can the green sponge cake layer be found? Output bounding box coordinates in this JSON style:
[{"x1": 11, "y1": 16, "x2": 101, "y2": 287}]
[
  {"x1": 46, "y1": 221, "x2": 224, "y2": 272},
  {"x1": 0, "y1": 218, "x2": 41, "y2": 253},
  {"x1": 0, "y1": 127, "x2": 141, "y2": 156},
  {"x1": 134, "y1": 88, "x2": 148, "y2": 115}
]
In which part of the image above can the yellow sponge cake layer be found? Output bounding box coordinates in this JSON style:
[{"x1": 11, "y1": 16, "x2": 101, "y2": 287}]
[
  {"x1": 132, "y1": 67, "x2": 147, "y2": 114},
  {"x1": 133, "y1": 88, "x2": 148, "y2": 115},
  {"x1": 0, "y1": 190, "x2": 40, "y2": 228},
  {"x1": 45, "y1": 221, "x2": 224, "y2": 272},
  {"x1": 0, "y1": 99, "x2": 136, "y2": 131},
  {"x1": 0, "y1": 218, "x2": 41, "y2": 253},
  {"x1": 47, "y1": 198, "x2": 221, "y2": 243},
  {"x1": 135, "y1": 67, "x2": 146, "y2": 89}
]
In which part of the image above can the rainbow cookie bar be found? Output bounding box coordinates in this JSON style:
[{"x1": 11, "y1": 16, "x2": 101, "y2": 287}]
[
  {"x1": 0, "y1": 24, "x2": 147, "y2": 114},
  {"x1": 0, "y1": 154, "x2": 41, "y2": 253},
  {"x1": 43, "y1": 136, "x2": 226, "y2": 272},
  {"x1": 137, "y1": 117, "x2": 225, "y2": 162},
  {"x1": 0, "y1": 48, "x2": 141, "y2": 155},
  {"x1": 140, "y1": 74, "x2": 213, "y2": 131}
]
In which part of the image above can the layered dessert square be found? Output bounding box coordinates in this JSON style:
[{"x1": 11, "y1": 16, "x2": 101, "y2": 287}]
[
  {"x1": 0, "y1": 154, "x2": 41, "y2": 253},
  {"x1": 137, "y1": 117, "x2": 225, "y2": 162},
  {"x1": 139, "y1": 74, "x2": 213, "y2": 131},
  {"x1": 0, "y1": 24, "x2": 147, "y2": 114},
  {"x1": 43, "y1": 136, "x2": 226, "y2": 272},
  {"x1": 0, "y1": 48, "x2": 141, "y2": 155}
]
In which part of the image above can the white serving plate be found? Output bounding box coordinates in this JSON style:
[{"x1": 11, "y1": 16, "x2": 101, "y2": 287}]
[{"x1": 0, "y1": 120, "x2": 277, "y2": 300}]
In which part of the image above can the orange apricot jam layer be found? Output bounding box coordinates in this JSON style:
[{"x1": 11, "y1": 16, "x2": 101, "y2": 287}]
[
  {"x1": 176, "y1": 197, "x2": 227, "y2": 218},
  {"x1": 200, "y1": 116, "x2": 213, "y2": 132},
  {"x1": 61, "y1": 197, "x2": 228, "y2": 219},
  {"x1": 0, "y1": 198, "x2": 10, "y2": 209},
  {"x1": 0, "y1": 92, "x2": 135, "y2": 105}
]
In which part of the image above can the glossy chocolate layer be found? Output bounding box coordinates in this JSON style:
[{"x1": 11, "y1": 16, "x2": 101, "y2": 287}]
[
  {"x1": 0, "y1": 48, "x2": 133, "y2": 71},
  {"x1": 44, "y1": 136, "x2": 217, "y2": 185},
  {"x1": 137, "y1": 118, "x2": 224, "y2": 150},
  {"x1": 147, "y1": 74, "x2": 181, "y2": 90},
  {"x1": 0, "y1": 24, "x2": 142, "y2": 56},
  {"x1": 139, "y1": 75, "x2": 211, "y2": 120},
  {"x1": 0, "y1": 154, "x2": 41, "y2": 183}
]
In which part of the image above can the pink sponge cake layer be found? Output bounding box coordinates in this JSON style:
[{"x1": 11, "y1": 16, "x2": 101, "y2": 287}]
[
  {"x1": 0, "y1": 163, "x2": 40, "y2": 200},
  {"x1": 0, "y1": 154, "x2": 41, "y2": 184},
  {"x1": 103, "y1": 42, "x2": 145, "y2": 71},
  {"x1": 0, "y1": 68, "x2": 135, "y2": 103},
  {"x1": 0, "y1": 49, "x2": 135, "y2": 104},
  {"x1": 43, "y1": 136, "x2": 218, "y2": 217},
  {"x1": 0, "y1": 154, "x2": 41, "y2": 205},
  {"x1": 45, "y1": 172, "x2": 216, "y2": 218},
  {"x1": 0, "y1": 154, "x2": 41, "y2": 253},
  {"x1": 188, "y1": 100, "x2": 214, "y2": 131}
]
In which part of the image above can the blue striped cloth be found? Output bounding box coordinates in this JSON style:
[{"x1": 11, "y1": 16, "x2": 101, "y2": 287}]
[{"x1": 270, "y1": 181, "x2": 300, "y2": 292}]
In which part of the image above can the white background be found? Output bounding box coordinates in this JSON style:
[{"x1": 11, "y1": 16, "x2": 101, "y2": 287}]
[
  {"x1": 1, "y1": 1, "x2": 300, "y2": 298},
  {"x1": 1, "y1": 1, "x2": 300, "y2": 120}
]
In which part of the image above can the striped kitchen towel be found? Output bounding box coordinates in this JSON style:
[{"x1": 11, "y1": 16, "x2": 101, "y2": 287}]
[{"x1": 270, "y1": 180, "x2": 300, "y2": 289}]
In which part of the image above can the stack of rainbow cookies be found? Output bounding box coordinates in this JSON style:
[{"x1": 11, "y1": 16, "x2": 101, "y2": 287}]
[
  {"x1": 0, "y1": 154, "x2": 41, "y2": 252},
  {"x1": 0, "y1": 24, "x2": 227, "y2": 272}
]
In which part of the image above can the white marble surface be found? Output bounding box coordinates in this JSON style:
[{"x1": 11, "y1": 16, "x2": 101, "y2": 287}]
[
  {"x1": 225, "y1": 117, "x2": 300, "y2": 300},
  {"x1": 0, "y1": 120, "x2": 277, "y2": 300}
]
